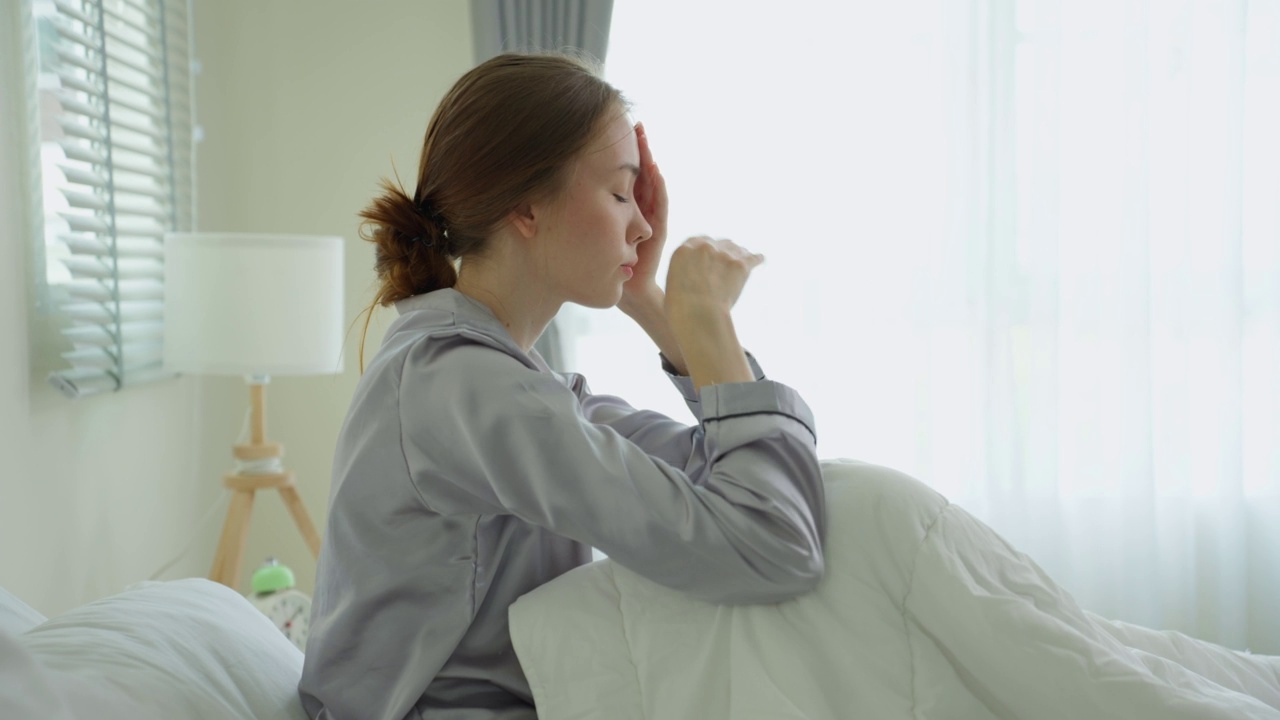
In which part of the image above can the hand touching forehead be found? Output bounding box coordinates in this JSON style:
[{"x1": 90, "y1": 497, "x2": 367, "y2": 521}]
[{"x1": 580, "y1": 113, "x2": 641, "y2": 182}]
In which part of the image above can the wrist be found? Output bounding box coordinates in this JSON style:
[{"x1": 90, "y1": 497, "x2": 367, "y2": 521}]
[
  {"x1": 667, "y1": 301, "x2": 733, "y2": 343},
  {"x1": 618, "y1": 282, "x2": 664, "y2": 320},
  {"x1": 677, "y1": 318, "x2": 753, "y2": 390}
]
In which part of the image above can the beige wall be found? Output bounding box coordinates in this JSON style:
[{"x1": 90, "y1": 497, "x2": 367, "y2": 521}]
[
  {"x1": 192, "y1": 0, "x2": 475, "y2": 595},
  {"x1": 0, "y1": 0, "x2": 473, "y2": 614}
]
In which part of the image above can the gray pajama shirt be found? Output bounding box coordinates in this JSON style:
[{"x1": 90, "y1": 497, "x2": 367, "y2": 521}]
[{"x1": 298, "y1": 287, "x2": 826, "y2": 720}]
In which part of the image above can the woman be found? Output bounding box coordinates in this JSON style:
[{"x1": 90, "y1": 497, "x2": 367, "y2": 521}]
[{"x1": 298, "y1": 51, "x2": 826, "y2": 720}]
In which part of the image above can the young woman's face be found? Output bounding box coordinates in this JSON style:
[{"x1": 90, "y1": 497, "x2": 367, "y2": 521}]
[{"x1": 534, "y1": 113, "x2": 653, "y2": 308}]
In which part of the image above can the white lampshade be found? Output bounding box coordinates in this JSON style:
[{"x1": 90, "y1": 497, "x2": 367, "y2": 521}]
[{"x1": 163, "y1": 233, "x2": 345, "y2": 376}]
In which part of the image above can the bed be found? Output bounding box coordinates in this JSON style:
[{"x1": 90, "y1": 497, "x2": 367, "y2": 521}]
[{"x1": 5, "y1": 459, "x2": 1277, "y2": 719}]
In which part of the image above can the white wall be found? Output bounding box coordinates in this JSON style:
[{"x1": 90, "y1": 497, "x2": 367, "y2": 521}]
[
  {"x1": 192, "y1": 0, "x2": 475, "y2": 595},
  {"x1": 1, "y1": 0, "x2": 213, "y2": 617},
  {"x1": 0, "y1": 0, "x2": 474, "y2": 614}
]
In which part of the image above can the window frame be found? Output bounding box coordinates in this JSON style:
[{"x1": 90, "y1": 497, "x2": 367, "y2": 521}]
[{"x1": 23, "y1": 0, "x2": 195, "y2": 399}]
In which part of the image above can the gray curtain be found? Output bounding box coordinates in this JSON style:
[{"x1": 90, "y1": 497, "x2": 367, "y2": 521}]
[
  {"x1": 469, "y1": 0, "x2": 615, "y2": 372},
  {"x1": 470, "y1": 0, "x2": 614, "y2": 66}
]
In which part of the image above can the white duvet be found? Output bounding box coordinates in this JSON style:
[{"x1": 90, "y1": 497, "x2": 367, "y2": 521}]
[{"x1": 509, "y1": 459, "x2": 1280, "y2": 719}]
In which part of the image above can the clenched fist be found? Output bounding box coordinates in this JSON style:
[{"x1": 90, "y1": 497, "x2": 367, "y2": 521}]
[{"x1": 664, "y1": 236, "x2": 765, "y2": 320}]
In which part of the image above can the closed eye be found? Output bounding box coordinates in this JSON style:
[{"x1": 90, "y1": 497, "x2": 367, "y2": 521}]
[{"x1": 613, "y1": 193, "x2": 630, "y2": 203}]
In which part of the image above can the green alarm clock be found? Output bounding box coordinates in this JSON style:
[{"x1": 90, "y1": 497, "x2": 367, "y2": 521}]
[{"x1": 248, "y1": 557, "x2": 311, "y2": 652}]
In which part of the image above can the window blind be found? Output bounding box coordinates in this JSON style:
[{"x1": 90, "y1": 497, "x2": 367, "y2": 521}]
[{"x1": 43, "y1": 0, "x2": 194, "y2": 398}]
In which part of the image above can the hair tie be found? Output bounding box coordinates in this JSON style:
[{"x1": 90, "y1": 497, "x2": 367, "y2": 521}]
[
  {"x1": 415, "y1": 199, "x2": 442, "y2": 221},
  {"x1": 408, "y1": 198, "x2": 452, "y2": 254},
  {"x1": 416, "y1": 199, "x2": 450, "y2": 235}
]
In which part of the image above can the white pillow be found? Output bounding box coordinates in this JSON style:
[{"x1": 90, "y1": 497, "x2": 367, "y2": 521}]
[
  {"x1": 0, "y1": 585, "x2": 47, "y2": 636},
  {"x1": 15, "y1": 578, "x2": 308, "y2": 720}
]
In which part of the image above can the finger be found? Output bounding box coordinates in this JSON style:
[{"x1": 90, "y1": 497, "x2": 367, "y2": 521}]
[
  {"x1": 633, "y1": 127, "x2": 661, "y2": 213},
  {"x1": 650, "y1": 163, "x2": 668, "y2": 220},
  {"x1": 714, "y1": 238, "x2": 751, "y2": 256},
  {"x1": 718, "y1": 240, "x2": 763, "y2": 265},
  {"x1": 637, "y1": 159, "x2": 657, "y2": 210},
  {"x1": 636, "y1": 122, "x2": 656, "y2": 169}
]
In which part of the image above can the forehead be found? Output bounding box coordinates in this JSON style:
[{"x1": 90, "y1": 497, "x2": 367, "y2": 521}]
[{"x1": 580, "y1": 113, "x2": 638, "y2": 170}]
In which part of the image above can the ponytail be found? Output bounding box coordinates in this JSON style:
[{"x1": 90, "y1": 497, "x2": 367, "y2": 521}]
[{"x1": 356, "y1": 180, "x2": 457, "y2": 372}]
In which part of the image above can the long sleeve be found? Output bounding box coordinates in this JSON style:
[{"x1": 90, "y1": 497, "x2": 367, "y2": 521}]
[
  {"x1": 400, "y1": 337, "x2": 826, "y2": 605},
  {"x1": 564, "y1": 351, "x2": 769, "y2": 479},
  {"x1": 658, "y1": 350, "x2": 768, "y2": 422}
]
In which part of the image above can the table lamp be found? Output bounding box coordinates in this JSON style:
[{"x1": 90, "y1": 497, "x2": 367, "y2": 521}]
[{"x1": 163, "y1": 232, "x2": 344, "y2": 591}]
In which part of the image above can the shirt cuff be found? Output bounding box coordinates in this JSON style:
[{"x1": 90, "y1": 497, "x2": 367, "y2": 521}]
[
  {"x1": 659, "y1": 350, "x2": 767, "y2": 405},
  {"x1": 699, "y1": 379, "x2": 817, "y2": 444}
]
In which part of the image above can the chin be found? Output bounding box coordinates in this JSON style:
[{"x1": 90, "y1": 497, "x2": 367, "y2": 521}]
[
  {"x1": 572, "y1": 285, "x2": 624, "y2": 310},
  {"x1": 582, "y1": 295, "x2": 621, "y2": 310}
]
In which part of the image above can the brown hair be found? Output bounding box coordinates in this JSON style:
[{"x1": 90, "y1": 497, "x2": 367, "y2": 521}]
[{"x1": 356, "y1": 51, "x2": 629, "y2": 371}]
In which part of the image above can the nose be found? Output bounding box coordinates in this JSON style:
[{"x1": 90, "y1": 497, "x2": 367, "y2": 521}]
[{"x1": 631, "y1": 208, "x2": 652, "y2": 245}]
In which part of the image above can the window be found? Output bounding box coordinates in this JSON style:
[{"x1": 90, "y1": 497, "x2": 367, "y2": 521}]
[
  {"x1": 587, "y1": 0, "x2": 1280, "y2": 647},
  {"x1": 26, "y1": 0, "x2": 194, "y2": 398}
]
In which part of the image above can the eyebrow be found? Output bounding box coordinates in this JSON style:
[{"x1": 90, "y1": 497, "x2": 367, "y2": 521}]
[{"x1": 618, "y1": 163, "x2": 641, "y2": 177}]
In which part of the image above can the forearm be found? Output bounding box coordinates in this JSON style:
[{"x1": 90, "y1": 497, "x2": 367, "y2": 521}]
[
  {"x1": 668, "y1": 304, "x2": 754, "y2": 391},
  {"x1": 622, "y1": 285, "x2": 754, "y2": 390}
]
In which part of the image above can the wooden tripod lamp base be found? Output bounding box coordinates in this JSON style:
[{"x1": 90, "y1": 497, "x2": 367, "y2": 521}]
[{"x1": 209, "y1": 380, "x2": 322, "y2": 592}]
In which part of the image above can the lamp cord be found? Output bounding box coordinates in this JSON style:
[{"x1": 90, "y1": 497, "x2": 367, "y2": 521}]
[
  {"x1": 147, "y1": 491, "x2": 229, "y2": 581},
  {"x1": 147, "y1": 406, "x2": 281, "y2": 580}
]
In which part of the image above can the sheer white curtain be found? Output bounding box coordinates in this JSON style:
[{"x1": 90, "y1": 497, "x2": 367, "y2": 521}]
[{"x1": 560, "y1": 0, "x2": 1280, "y2": 652}]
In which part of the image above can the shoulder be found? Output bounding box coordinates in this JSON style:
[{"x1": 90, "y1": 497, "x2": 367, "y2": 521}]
[{"x1": 396, "y1": 334, "x2": 575, "y2": 419}]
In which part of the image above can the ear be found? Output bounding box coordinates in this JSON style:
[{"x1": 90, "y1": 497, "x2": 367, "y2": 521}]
[{"x1": 508, "y1": 201, "x2": 538, "y2": 240}]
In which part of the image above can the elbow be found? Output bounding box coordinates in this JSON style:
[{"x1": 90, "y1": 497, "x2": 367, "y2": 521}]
[
  {"x1": 796, "y1": 546, "x2": 826, "y2": 592},
  {"x1": 746, "y1": 500, "x2": 829, "y2": 602},
  {"x1": 770, "y1": 543, "x2": 826, "y2": 600},
  {"x1": 714, "y1": 539, "x2": 827, "y2": 606}
]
